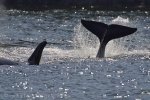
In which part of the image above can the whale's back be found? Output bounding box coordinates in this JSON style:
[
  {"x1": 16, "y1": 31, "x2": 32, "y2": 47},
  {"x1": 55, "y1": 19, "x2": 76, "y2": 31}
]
[{"x1": 0, "y1": 58, "x2": 18, "y2": 65}]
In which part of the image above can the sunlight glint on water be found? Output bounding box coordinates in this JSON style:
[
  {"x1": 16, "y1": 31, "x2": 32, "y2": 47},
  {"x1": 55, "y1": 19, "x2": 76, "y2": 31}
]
[{"x1": 0, "y1": 10, "x2": 149, "y2": 100}]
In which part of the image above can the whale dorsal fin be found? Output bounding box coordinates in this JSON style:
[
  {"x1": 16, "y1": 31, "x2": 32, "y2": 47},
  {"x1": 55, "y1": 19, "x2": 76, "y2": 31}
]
[{"x1": 28, "y1": 41, "x2": 47, "y2": 65}]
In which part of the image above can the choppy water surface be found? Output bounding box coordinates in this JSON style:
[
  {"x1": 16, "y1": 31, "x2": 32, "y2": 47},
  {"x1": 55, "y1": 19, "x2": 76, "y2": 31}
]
[{"x1": 0, "y1": 9, "x2": 149, "y2": 100}]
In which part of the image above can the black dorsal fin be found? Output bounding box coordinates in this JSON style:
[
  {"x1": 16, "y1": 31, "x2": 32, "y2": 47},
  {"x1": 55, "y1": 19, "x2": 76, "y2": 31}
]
[{"x1": 28, "y1": 40, "x2": 47, "y2": 65}]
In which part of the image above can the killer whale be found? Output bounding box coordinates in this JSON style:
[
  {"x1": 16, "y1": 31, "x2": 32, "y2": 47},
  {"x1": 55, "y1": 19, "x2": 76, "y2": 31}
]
[
  {"x1": 81, "y1": 19, "x2": 137, "y2": 58},
  {"x1": 0, "y1": 40, "x2": 47, "y2": 65}
]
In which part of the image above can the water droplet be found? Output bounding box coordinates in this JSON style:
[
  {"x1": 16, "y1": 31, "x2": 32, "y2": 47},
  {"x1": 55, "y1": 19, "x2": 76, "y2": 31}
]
[
  {"x1": 79, "y1": 72, "x2": 84, "y2": 75},
  {"x1": 106, "y1": 74, "x2": 111, "y2": 77}
]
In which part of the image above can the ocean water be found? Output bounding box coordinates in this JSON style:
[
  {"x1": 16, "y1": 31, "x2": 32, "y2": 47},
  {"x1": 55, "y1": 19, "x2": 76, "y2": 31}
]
[{"x1": 0, "y1": 9, "x2": 149, "y2": 100}]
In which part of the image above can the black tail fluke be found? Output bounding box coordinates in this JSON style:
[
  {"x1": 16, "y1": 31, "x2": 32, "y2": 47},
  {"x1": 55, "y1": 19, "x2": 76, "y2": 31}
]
[
  {"x1": 28, "y1": 40, "x2": 47, "y2": 65},
  {"x1": 81, "y1": 19, "x2": 137, "y2": 42},
  {"x1": 81, "y1": 19, "x2": 137, "y2": 58}
]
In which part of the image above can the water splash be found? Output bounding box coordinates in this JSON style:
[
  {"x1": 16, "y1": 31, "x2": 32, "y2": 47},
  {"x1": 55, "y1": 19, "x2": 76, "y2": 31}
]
[{"x1": 73, "y1": 23, "x2": 99, "y2": 58}]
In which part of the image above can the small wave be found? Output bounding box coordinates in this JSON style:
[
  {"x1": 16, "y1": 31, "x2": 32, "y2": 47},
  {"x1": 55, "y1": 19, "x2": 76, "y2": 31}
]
[
  {"x1": 127, "y1": 49, "x2": 150, "y2": 55},
  {"x1": 112, "y1": 16, "x2": 129, "y2": 24}
]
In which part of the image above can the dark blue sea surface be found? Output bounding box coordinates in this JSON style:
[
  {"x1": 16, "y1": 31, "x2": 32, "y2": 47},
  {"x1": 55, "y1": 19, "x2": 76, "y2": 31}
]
[{"x1": 0, "y1": 9, "x2": 149, "y2": 100}]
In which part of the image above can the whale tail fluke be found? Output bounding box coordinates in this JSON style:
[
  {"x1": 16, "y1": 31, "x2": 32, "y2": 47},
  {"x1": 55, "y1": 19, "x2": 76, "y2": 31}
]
[
  {"x1": 28, "y1": 40, "x2": 47, "y2": 65},
  {"x1": 81, "y1": 19, "x2": 137, "y2": 58},
  {"x1": 81, "y1": 19, "x2": 137, "y2": 43}
]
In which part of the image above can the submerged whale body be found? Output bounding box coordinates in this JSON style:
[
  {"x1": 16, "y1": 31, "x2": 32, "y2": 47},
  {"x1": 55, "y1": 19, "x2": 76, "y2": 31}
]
[
  {"x1": 81, "y1": 19, "x2": 137, "y2": 58},
  {"x1": 0, "y1": 41, "x2": 47, "y2": 65}
]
